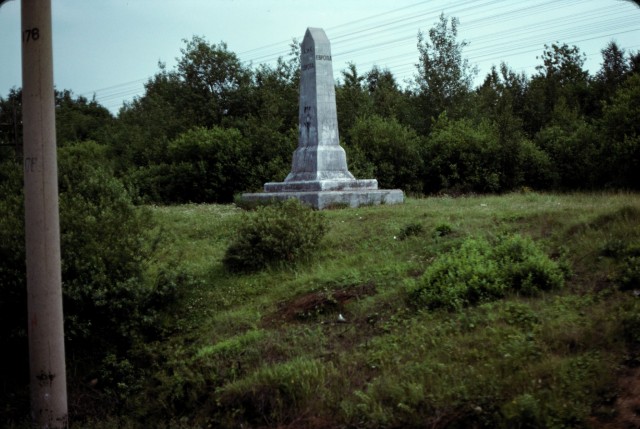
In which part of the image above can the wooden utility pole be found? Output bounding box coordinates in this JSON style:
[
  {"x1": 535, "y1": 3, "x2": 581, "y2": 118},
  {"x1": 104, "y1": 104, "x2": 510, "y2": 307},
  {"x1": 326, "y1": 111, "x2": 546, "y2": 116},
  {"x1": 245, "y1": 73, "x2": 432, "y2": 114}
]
[{"x1": 21, "y1": 0, "x2": 68, "y2": 427}]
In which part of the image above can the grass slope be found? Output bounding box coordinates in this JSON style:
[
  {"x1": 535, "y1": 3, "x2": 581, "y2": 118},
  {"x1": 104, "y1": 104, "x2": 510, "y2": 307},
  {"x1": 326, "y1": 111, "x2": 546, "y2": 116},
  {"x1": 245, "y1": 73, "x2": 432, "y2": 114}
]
[{"x1": 102, "y1": 193, "x2": 640, "y2": 428}]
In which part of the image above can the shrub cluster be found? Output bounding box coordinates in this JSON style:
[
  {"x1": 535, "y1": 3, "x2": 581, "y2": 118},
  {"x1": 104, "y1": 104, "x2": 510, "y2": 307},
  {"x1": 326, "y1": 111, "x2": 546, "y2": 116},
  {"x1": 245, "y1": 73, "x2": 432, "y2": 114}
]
[
  {"x1": 215, "y1": 357, "x2": 337, "y2": 427},
  {"x1": 410, "y1": 234, "x2": 564, "y2": 310},
  {"x1": 223, "y1": 198, "x2": 326, "y2": 272}
]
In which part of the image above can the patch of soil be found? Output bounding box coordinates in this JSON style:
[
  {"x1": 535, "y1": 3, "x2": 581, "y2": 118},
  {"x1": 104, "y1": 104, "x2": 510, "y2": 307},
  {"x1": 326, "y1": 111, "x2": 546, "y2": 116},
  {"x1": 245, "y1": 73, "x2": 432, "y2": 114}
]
[
  {"x1": 591, "y1": 365, "x2": 640, "y2": 428},
  {"x1": 262, "y1": 282, "x2": 376, "y2": 327}
]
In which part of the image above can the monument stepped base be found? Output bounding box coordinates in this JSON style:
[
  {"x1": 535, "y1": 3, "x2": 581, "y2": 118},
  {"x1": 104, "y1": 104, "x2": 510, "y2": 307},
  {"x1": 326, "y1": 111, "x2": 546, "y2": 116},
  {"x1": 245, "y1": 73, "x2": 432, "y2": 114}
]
[
  {"x1": 241, "y1": 189, "x2": 404, "y2": 210},
  {"x1": 264, "y1": 178, "x2": 378, "y2": 192}
]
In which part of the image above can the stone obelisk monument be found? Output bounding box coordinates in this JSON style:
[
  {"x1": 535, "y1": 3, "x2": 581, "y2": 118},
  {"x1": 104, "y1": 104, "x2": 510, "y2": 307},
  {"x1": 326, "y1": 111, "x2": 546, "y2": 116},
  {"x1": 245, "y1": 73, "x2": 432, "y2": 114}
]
[{"x1": 242, "y1": 27, "x2": 403, "y2": 209}]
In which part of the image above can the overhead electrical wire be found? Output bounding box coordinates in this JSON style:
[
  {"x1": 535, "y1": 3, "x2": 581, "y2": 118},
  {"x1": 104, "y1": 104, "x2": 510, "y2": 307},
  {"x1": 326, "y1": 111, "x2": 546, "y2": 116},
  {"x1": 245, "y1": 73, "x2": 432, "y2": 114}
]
[{"x1": 86, "y1": 0, "x2": 639, "y2": 112}]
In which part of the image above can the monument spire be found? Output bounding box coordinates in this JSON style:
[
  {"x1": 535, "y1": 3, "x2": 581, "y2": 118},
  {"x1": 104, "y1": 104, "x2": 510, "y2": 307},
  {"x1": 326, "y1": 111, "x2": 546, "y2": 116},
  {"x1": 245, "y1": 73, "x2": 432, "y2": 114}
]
[
  {"x1": 287, "y1": 27, "x2": 354, "y2": 181},
  {"x1": 242, "y1": 27, "x2": 403, "y2": 209}
]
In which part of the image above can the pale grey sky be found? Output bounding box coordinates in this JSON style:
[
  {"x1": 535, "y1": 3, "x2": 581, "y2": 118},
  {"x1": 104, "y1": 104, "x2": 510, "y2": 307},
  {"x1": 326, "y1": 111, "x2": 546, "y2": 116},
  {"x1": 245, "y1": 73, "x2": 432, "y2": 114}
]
[{"x1": 1, "y1": 0, "x2": 639, "y2": 114}]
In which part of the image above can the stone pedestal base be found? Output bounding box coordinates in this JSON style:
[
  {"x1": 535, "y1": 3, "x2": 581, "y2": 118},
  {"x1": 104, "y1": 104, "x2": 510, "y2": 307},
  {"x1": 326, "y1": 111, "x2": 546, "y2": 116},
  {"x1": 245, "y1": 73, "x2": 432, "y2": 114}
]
[
  {"x1": 264, "y1": 179, "x2": 378, "y2": 192},
  {"x1": 241, "y1": 189, "x2": 404, "y2": 210}
]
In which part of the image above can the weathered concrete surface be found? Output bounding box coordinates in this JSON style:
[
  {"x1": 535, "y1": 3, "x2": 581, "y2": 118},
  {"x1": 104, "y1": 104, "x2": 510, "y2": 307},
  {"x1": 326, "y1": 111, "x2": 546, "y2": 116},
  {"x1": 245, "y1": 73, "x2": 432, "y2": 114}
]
[
  {"x1": 286, "y1": 27, "x2": 354, "y2": 183},
  {"x1": 241, "y1": 27, "x2": 403, "y2": 209},
  {"x1": 242, "y1": 189, "x2": 404, "y2": 210},
  {"x1": 264, "y1": 178, "x2": 378, "y2": 192}
]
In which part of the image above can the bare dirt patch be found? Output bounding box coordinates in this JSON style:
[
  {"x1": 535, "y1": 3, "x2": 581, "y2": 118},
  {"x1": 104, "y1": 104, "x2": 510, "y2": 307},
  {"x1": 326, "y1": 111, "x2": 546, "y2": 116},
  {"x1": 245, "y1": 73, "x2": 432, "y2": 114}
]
[
  {"x1": 263, "y1": 282, "x2": 376, "y2": 326},
  {"x1": 591, "y1": 365, "x2": 640, "y2": 428}
]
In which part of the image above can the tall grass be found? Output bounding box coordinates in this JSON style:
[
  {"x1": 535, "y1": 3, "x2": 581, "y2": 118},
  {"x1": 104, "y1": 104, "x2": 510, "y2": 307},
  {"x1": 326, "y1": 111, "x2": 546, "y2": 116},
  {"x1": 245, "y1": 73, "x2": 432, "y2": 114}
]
[{"x1": 92, "y1": 192, "x2": 640, "y2": 428}]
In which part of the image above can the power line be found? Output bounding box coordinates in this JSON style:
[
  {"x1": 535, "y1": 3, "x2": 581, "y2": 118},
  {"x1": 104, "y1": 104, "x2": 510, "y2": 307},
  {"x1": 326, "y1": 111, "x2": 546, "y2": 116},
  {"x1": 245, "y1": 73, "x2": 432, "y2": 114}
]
[{"x1": 78, "y1": 0, "x2": 639, "y2": 112}]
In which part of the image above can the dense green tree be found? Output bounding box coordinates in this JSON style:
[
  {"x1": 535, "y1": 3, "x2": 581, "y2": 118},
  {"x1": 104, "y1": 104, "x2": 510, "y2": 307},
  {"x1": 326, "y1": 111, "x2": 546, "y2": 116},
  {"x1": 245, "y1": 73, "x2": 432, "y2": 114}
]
[
  {"x1": 535, "y1": 99, "x2": 602, "y2": 189},
  {"x1": 176, "y1": 36, "x2": 253, "y2": 127},
  {"x1": 423, "y1": 114, "x2": 552, "y2": 193},
  {"x1": 0, "y1": 88, "x2": 22, "y2": 159},
  {"x1": 422, "y1": 114, "x2": 501, "y2": 193},
  {"x1": 237, "y1": 47, "x2": 299, "y2": 187},
  {"x1": 55, "y1": 90, "x2": 114, "y2": 146},
  {"x1": 239, "y1": 116, "x2": 296, "y2": 189},
  {"x1": 336, "y1": 63, "x2": 372, "y2": 140},
  {"x1": 365, "y1": 66, "x2": 410, "y2": 121},
  {"x1": 2, "y1": 89, "x2": 114, "y2": 161},
  {"x1": 134, "y1": 126, "x2": 253, "y2": 203},
  {"x1": 630, "y1": 51, "x2": 640, "y2": 74},
  {"x1": 596, "y1": 42, "x2": 630, "y2": 96},
  {"x1": 250, "y1": 56, "x2": 298, "y2": 133},
  {"x1": 589, "y1": 41, "x2": 632, "y2": 118},
  {"x1": 413, "y1": 13, "x2": 477, "y2": 134},
  {"x1": 102, "y1": 66, "x2": 189, "y2": 176},
  {"x1": 523, "y1": 43, "x2": 589, "y2": 135},
  {"x1": 600, "y1": 73, "x2": 640, "y2": 188},
  {"x1": 473, "y1": 64, "x2": 533, "y2": 189},
  {"x1": 0, "y1": 141, "x2": 165, "y2": 413},
  {"x1": 347, "y1": 115, "x2": 424, "y2": 193}
]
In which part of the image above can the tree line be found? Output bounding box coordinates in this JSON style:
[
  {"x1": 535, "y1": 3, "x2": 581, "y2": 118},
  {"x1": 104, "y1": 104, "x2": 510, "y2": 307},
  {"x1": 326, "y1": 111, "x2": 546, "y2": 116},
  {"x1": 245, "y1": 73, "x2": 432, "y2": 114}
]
[{"x1": 1, "y1": 14, "x2": 639, "y2": 202}]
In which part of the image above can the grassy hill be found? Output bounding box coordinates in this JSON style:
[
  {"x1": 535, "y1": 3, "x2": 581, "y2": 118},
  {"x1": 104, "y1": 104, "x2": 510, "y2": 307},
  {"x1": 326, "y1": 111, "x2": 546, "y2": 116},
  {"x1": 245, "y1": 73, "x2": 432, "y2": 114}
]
[{"x1": 92, "y1": 193, "x2": 640, "y2": 428}]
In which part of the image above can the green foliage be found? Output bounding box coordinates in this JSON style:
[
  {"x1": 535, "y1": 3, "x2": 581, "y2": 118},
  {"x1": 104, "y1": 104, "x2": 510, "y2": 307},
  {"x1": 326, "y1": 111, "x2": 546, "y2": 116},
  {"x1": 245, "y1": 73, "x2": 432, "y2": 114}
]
[
  {"x1": 594, "y1": 206, "x2": 640, "y2": 290},
  {"x1": 424, "y1": 114, "x2": 554, "y2": 193},
  {"x1": 0, "y1": 89, "x2": 22, "y2": 156},
  {"x1": 534, "y1": 99, "x2": 602, "y2": 189},
  {"x1": 223, "y1": 198, "x2": 326, "y2": 272},
  {"x1": 0, "y1": 159, "x2": 26, "y2": 340},
  {"x1": 523, "y1": 43, "x2": 589, "y2": 135},
  {"x1": 56, "y1": 142, "x2": 166, "y2": 343},
  {"x1": 55, "y1": 90, "x2": 114, "y2": 146},
  {"x1": 434, "y1": 222, "x2": 453, "y2": 237},
  {"x1": 176, "y1": 36, "x2": 253, "y2": 127},
  {"x1": 423, "y1": 115, "x2": 502, "y2": 193},
  {"x1": 414, "y1": 13, "x2": 477, "y2": 130},
  {"x1": 493, "y1": 234, "x2": 565, "y2": 295},
  {"x1": 336, "y1": 63, "x2": 372, "y2": 137},
  {"x1": 410, "y1": 234, "x2": 564, "y2": 310},
  {"x1": 347, "y1": 115, "x2": 424, "y2": 192},
  {"x1": 617, "y1": 256, "x2": 640, "y2": 290},
  {"x1": 0, "y1": 142, "x2": 186, "y2": 421},
  {"x1": 410, "y1": 236, "x2": 504, "y2": 310},
  {"x1": 216, "y1": 358, "x2": 337, "y2": 427},
  {"x1": 0, "y1": 141, "x2": 177, "y2": 348},
  {"x1": 600, "y1": 73, "x2": 640, "y2": 188},
  {"x1": 239, "y1": 118, "x2": 297, "y2": 189},
  {"x1": 397, "y1": 222, "x2": 424, "y2": 240},
  {"x1": 135, "y1": 126, "x2": 253, "y2": 203}
]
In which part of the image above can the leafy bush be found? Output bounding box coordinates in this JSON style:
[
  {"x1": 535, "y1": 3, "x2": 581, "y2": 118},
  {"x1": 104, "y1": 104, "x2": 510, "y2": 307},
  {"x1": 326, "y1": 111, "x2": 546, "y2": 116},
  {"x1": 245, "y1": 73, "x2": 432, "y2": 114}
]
[
  {"x1": 492, "y1": 234, "x2": 565, "y2": 295},
  {"x1": 397, "y1": 222, "x2": 424, "y2": 240},
  {"x1": 410, "y1": 234, "x2": 564, "y2": 310},
  {"x1": 424, "y1": 114, "x2": 554, "y2": 193},
  {"x1": 600, "y1": 73, "x2": 640, "y2": 188},
  {"x1": 133, "y1": 126, "x2": 254, "y2": 204},
  {"x1": 0, "y1": 142, "x2": 181, "y2": 420},
  {"x1": 411, "y1": 237, "x2": 504, "y2": 310},
  {"x1": 346, "y1": 115, "x2": 424, "y2": 193},
  {"x1": 215, "y1": 358, "x2": 337, "y2": 427},
  {"x1": 617, "y1": 256, "x2": 640, "y2": 291},
  {"x1": 423, "y1": 116, "x2": 503, "y2": 193},
  {"x1": 0, "y1": 141, "x2": 174, "y2": 347},
  {"x1": 223, "y1": 198, "x2": 326, "y2": 272},
  {"x1": 57, "y1": 142, "x2": 168, "y2": 344},
  {"x1": 0, "y1": 159, "x2": 26, "y2": 340},
  {"x1": 534, "y1": 101, "x2": 603, "y2": 189},
  {"x1": 434, "y1": 222, "x2": 453, "y2": 237}
]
